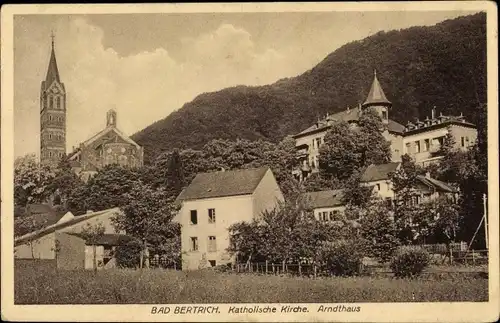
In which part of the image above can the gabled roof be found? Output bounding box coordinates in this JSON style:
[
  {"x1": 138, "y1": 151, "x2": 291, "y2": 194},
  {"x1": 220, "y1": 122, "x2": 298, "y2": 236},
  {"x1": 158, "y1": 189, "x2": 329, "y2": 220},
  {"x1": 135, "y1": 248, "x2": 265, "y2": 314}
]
[
  {"x1": 176, "y1": 167, "x2": 270, "y2": 201},
  {"x1": 14, "y1": 207, "x2": 121, "y2": 247},
  {"x1": 360, "y1": 162, "x2": 401, "y2": 182},
  {"x1": 416, "y1": 175, "x2": 457, "y2": 193},
  {"x1": 304, "y1": 189, "x2": 345, "y2": 209},
  {"x1": 363, "y1": 70, "x2": 391, "y2": 107},
  {"x1": 80, "y1": 126, "x2": 141, "y2": 149}
]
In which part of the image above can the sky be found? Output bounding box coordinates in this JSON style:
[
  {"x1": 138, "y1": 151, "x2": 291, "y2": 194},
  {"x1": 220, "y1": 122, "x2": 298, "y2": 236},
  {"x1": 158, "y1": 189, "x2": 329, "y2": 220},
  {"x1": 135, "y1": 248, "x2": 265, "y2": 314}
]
[{"x1": 13, "y1": 10, "x2": 479, "y2": 158}]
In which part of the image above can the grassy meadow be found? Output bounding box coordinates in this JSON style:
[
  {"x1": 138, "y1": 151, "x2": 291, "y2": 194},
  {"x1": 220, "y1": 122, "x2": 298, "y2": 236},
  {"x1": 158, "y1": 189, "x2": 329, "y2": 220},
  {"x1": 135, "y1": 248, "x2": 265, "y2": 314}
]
[{"x1": 15, "y1": 261, "x2": 488, "y2": 304}]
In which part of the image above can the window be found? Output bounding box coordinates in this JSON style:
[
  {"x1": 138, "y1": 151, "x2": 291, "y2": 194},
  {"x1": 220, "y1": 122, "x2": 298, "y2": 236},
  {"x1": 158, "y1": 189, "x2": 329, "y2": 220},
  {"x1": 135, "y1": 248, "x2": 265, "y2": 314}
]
[
  {"x1": 208, "y1": 208, "x2": 216, "y2": 223},
  {"x1": 56, "y1": 97, "x2": 61, "y2": 109},
  {"x1": 415, "y1": 141, "x2": 421, "y2": 153},
  {"x1": 376, "y1": 184, "x2": 381, "y2": 191},
  {"x1": 461, "y1": 137, "x2": 465, "y2": 147},
  {"x1": 382, "y1": 109, "x2": 388, "y2": 120},
  {"x1": 315, "y1": 137, "x2": 322, "y2": 148},
  {"x1": 322, "y1": 212, "x2": 329, "y2": 221},
  {"x1": 329, "y1": 210, "x2": 340, "y2": 221},
  {"x1": 49, "y1": 115, "x2": 53, "y2": 121},
  {"x1": 405, "y1": 143, "x2": 411, "y2": 154},
  {"x1": 208, "y1": 236, "x2": 217, "y2": 252},
  {"x1": 118, "y1": 155, "x2": 128, "y2": 166},
  {"x1": 209, "y1": 260, "x2": 216, "y2": 267},
  {"x1": 190, "y1": 237, "x2": 198, "y2": 251},
  {"x1": 49, "y1": 96, "x2": 53, "y2": 109},
  {"x1": 49, "y1": 134, "x2": 52, "y2": 140},
  {"x1": 424, "y1": 139, "x2": 430, "y2": 152},
  {"x1": 190, "y1": 210, "x2": 198, "y2": 225},
  {"x1": 385, "y1": 197, "x2": 393, "y2": 208},
  {"x1": 312, "y1": 139, "x2": 316, "y2": 149}
]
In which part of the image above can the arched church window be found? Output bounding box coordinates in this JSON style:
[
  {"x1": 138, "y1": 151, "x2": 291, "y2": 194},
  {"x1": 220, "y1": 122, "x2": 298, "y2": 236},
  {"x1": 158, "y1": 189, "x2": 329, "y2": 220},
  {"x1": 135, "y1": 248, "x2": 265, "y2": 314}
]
[
  {"x1": 57, "y1": 97, "x2": 61, "y2": 109},
  {"x1": 49, "y1": 96, "x2": 53, "y2": 109},
  {"x1": 118, "y1": 155, "x2": 128, "y2": 166},
  {"x1": 105, "y1": 154, "x2": 115, "y2": 165}
]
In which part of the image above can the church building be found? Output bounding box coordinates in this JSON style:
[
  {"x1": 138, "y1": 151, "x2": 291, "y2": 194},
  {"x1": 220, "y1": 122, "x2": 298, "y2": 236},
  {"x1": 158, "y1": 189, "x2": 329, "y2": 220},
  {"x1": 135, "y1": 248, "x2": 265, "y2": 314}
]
[
  {"x1": 292, "y1": 71, "x2": 478, "y2": 181},
  {"x1": 68, "y1": 109, "x2": 144, "y2": 180},
  {"x1": 39, "y1": 34, "x2": 143, "y2": 179}
]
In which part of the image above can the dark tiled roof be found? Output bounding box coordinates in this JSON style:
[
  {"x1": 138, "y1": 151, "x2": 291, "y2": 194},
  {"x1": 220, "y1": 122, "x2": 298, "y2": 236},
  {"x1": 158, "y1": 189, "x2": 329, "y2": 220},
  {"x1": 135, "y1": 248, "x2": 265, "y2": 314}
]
[
  {"x1": 293, "y1": 106, "x2": 404, "y2": 137},
  {"x1": 360, "y1": 162, "x2": 401, "y2": 182},
  {"x1": 304, "y1": 189, "x2": 345, "y2": 208},
  {"x1": 176, "y1": 167, "x2": 270, "y2": 201},
  {"x1": 387, "y1": 119, "x2": 405, "y2": 134},
  {"x1": 14, "y1": 208, "x2": 120, "y2": 247},
  {"x1": 363, "y1": 72, "x2": 391, "y2": 106},
  {"x1": 416, "y1": 176, "x2": 457, "y2": 193}
]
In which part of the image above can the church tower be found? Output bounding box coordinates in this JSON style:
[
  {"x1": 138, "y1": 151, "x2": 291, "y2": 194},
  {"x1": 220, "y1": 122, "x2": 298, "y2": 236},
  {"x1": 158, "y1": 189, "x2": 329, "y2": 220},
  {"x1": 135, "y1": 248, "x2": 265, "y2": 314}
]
[
  {"x1": 40, "y1": 33, "x2": 66, "y2": 165},
  {"x1": 362, "y1": 70, "x2": 391, "y2": 124}
]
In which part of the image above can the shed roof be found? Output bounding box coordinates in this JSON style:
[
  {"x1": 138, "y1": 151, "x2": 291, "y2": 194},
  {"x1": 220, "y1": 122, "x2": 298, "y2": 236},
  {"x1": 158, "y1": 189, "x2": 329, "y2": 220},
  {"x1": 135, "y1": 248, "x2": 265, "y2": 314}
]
[{"x1": 176, "y1": 167, "x2": 270, "y2": 201}]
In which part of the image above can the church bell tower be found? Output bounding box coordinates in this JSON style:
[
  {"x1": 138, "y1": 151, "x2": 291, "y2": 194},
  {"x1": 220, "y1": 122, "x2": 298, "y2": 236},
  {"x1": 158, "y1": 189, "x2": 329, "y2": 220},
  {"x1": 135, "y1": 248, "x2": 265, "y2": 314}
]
[{"x1": 40, "y1": 32, "x2": 67, "y2": 165}]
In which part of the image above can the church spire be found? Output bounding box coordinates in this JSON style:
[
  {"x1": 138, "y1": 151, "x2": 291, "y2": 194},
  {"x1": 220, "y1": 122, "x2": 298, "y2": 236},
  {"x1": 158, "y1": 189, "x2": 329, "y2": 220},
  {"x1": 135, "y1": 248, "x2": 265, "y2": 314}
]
[
  {"x1": 363, "y1": 69, "x2": 391, "y2": 107},
  {"x1": 45, "y1": 31, "x2": 61, "y2": 86}
]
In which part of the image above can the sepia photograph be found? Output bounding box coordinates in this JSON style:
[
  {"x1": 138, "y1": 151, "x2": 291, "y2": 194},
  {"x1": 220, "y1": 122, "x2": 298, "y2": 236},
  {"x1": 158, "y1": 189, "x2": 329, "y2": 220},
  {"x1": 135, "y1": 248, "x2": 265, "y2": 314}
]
[{"x1": 1, "y1": 2, "x2": 498, "y2": 322}]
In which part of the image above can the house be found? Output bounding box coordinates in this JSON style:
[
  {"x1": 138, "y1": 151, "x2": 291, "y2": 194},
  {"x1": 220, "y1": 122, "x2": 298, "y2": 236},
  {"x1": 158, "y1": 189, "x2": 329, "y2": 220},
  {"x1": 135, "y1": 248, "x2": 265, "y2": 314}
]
[
  {"x1": 304, "y1": 189, "x2": 345, "y2": 222},
  {"x1": 175, "y1": 167, "x2": 284, "y2": 270},
  {"x1": 14, "y1": 207, "x2": 130, "y2": 270},
  {"x1": 292, "y1": 71, "x2": 477, "y2": 180},
  {"x1": 360, "y1": 162, "x2": 458, "y2": 205}
]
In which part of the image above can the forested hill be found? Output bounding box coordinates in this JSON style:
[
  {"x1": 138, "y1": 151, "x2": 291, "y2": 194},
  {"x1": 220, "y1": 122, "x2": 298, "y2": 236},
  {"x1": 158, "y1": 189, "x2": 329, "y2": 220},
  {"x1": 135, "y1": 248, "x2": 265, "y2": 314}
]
[{"x1": 132, "y1": 12, "x2": 486, "y2": 163}]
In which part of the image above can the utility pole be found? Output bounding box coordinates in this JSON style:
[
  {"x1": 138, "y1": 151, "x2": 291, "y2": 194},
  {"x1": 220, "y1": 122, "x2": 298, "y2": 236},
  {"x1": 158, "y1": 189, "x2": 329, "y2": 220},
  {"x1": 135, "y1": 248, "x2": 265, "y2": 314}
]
[{"x1": 483, "y1": 193, "x2": 488, "y2": 249}]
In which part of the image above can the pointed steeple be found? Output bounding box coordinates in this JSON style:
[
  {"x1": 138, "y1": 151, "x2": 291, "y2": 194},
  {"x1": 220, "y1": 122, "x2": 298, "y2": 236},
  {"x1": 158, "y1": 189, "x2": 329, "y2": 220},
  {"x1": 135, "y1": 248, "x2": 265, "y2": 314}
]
[
  {"x1": 363, "y1": 69, "x2": 391, "y2": 107},
  {"x1": 45, "y1": 31, "x2": 61, "y2": 86}
]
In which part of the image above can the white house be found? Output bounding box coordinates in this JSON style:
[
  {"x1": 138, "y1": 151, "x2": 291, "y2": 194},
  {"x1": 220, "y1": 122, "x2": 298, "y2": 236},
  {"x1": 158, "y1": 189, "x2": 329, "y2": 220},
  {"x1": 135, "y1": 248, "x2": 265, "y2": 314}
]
[{"x1": 175, "y1": 167, "x2": 284, "y2": 270}]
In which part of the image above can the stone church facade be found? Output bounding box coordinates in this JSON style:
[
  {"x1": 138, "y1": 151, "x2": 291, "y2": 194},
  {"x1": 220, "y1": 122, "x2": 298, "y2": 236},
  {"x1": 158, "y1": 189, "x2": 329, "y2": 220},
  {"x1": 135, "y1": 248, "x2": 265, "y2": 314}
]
[
  {"x1": 68, "y1": 109, "x2": 144, "y2": 179},
  {"x1": 40, "y1": 35, "x2": 143, "y2": 177}
]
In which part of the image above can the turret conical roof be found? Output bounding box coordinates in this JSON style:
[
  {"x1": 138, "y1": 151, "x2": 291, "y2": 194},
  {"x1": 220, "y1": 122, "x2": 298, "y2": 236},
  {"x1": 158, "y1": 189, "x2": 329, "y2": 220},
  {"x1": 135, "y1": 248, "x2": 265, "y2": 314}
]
[{"x1": 363, "y1": 70, "x2": 391, "y2": 107}]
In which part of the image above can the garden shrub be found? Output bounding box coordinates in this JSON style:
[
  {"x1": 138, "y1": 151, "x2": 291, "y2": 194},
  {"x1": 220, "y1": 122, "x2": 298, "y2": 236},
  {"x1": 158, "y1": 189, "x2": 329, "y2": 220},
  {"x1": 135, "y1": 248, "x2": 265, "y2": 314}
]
[
  {"x1": 115, "y1": 240, "x2": 142, "y2": 268},
  {"x1": 319, "y1": 240, "x2": 363, "y2": 277},
  {"x1": 390, "y1": 246, "x2": 430, "y2": 278}
]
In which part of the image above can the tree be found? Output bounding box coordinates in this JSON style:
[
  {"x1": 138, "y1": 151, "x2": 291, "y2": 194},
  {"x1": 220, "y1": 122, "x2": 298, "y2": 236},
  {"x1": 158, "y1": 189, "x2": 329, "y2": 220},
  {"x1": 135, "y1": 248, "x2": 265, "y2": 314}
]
[
  {"x1": 112, "y1": 182, "x2": 180, "y2": 269},
  {"x1": 80, "y1": 222, "x2": 106, "y2": 272},
  {"x1": 341, "y1": 170, "x2": 373, "y2": 208},
  {"x1": 49, "y1": 156, "x2": 84, "y2": 208},
  {"x1": 164, "y1": 149, "x2": 185, "y2": 196},
  {"x1": 67, "y1": 164, "x2": 139, "y2": 214},
  {"x1": 359, "y1": 200, "x2": 400, "y2": 262},
  {"x1": 318, "y1": 108, "x2": 391, "y2": 181},
  {"x1": 14, "y1": 154, "x2": 56, "y2": 207},
  {"x1": 390, "y1": 155, "x2": 423, "y2": 244}
]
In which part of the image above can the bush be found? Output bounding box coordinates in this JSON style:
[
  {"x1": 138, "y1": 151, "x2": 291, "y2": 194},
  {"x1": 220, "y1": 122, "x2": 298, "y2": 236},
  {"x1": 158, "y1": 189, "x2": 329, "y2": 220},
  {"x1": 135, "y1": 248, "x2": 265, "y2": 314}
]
[
  {"x1": 115, "y1": 240, "x2": 142, "y2": 268},
  {"x1": 390, "y1": 246, "x2": 430, "y2": 278},
  {"x1": 319, "y1": 240, "x2": 363, "y2": 277}
]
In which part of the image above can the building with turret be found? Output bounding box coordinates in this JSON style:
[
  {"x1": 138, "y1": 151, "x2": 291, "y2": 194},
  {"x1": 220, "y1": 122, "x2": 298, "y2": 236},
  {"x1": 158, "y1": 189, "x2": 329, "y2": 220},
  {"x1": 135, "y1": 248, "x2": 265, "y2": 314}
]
[
  {"x1": 40, "y1": 34, "x2": 67, "y2": 166},
  {"x1": 292, "y1": 71, "x2": 478, "y2": 181}
]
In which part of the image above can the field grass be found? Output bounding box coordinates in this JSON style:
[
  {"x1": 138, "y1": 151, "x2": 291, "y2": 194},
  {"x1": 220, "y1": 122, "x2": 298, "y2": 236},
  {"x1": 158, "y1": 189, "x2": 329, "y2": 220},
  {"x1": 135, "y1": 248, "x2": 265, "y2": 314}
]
[{"x1": 15, "y1": 261, "x2": 488, "y2": 304}]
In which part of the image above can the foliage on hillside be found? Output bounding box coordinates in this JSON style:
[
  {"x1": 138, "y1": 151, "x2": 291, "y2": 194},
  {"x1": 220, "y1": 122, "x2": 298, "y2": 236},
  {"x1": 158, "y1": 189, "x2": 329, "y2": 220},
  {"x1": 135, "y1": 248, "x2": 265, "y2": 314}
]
[{"x1": 132, "y1": 13, "x2": 486, "y2": 163}]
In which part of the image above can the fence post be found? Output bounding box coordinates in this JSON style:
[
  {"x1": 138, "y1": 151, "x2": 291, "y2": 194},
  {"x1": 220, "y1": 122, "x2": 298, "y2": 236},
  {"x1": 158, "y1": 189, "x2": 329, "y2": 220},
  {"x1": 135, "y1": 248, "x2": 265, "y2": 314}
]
[
  {"x1": 449, "y1": 248, "x2": 453, "y2": 265},
  {"x1": 282, "y1": 260, "x2": 285, "y2": 273},
  {"x1": 299, "y1": 262, "x2": 302, "y2": 276},
  {"x1": 272, "y1": 263, "x2": 275, "y2": 274},
  {"x1": 472, "y1": 250, "x2": 476, "y2": 266},
  {"x1": 314, "y1": 264, "x2": 317, "y2": 279},
  {"x1": 265, "y1": 260, "x2": 268, "y2": 274}
]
